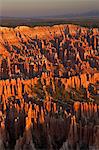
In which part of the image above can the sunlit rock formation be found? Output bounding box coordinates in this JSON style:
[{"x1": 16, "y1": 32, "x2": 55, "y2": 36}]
[{"x1": 0, "y1": 24, "x2": 99, "y2": 149}]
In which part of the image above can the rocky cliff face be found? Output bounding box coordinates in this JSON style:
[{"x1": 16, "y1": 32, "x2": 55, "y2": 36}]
[{"x1": 0, "y1": 24, "x2": 99, "y2": 149}]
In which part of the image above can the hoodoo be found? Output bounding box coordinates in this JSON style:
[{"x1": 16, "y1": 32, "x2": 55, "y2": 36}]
[{"x1": 0, "y1": 24, "x2": 99, "y2": 149}]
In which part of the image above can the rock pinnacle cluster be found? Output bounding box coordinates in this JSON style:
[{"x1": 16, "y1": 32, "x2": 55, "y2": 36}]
[{"x1": 0, "y1": 24, "x2": 99, "y2": 150}]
